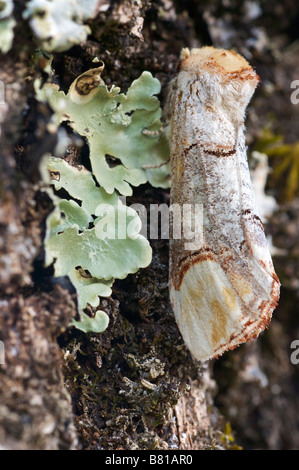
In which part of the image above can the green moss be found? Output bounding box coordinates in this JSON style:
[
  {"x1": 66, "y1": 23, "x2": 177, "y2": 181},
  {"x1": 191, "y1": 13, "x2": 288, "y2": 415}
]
[
  {"x1": 255, "y1": 128, "x2": 299, "y2": 201},
  {"x1": 220, "y1": 422, "x2": 243, "y2": 450}
]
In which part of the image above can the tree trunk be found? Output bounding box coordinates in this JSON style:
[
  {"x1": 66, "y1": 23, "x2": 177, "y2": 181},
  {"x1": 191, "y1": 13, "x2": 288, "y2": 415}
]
[{"x1": 0, "y1": 0, "x2": 298, "y2": 450}]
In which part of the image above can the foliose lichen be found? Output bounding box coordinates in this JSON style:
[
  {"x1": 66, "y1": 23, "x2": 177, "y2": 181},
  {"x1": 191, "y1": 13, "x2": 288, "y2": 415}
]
[
  {"x1": 0, "y1": 0, "x2": 16, "y2": 54},
  {"x1": 37, "y1": 63, "x2": 170, "y2": 195},
  {"x1": 37, "y1": 62, "x2": 169, "y2": 333},
  {"x1": 23, "y1": 0, "x2": 100, "y2": 52}
]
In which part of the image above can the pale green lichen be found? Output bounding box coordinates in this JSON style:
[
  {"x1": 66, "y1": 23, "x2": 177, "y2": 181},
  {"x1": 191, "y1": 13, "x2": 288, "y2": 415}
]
[
  {"x1": 39, "y1": 63, "x2": 169, "y2": 333},
  {"x1": 0, "y1": 0, "x2": 16, "y2": 54},
  {"x1": 44, "y1": 157, "x2": 153, "y2": 332},
  {"x1": 45, "y1": 173, "x2": 152, "y2": 281},
  {"x1": 36, "y1": 65, "x2": 170, "y2": 196},
  {"x1": 23, "y1": 0, "x2": 99, "y2": 52}
]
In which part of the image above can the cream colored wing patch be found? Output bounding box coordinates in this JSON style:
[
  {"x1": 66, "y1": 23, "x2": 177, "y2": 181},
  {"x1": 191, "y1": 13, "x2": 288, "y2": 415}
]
[{"x1": 170, "y1": 259, "x2": 245, "y2": 360}]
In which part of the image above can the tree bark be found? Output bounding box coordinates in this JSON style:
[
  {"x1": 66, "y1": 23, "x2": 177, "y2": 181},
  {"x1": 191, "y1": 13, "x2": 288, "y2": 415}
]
[{"x1": 0, "y1": 0, "x2": 298, "y2": 450}]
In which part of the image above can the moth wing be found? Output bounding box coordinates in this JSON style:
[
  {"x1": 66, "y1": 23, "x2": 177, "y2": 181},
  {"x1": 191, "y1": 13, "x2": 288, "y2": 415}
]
[
  {"x1": 169, "y1": 144, "x2": 280, "y2": 361},
  {"x1": 169, "y1": 238, "x2": 279, "y2": 361}
]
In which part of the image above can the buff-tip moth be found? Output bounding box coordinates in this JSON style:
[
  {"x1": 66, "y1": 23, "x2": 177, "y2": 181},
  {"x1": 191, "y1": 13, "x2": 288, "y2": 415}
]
[{"x1": 165, "y1": 47, "x2": 280, "y2": 361}]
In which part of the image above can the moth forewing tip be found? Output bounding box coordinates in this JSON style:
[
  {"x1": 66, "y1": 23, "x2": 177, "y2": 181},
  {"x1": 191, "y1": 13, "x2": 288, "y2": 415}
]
[{"x1": 169, "y1": 256, "x2": 280, "y2": 362}]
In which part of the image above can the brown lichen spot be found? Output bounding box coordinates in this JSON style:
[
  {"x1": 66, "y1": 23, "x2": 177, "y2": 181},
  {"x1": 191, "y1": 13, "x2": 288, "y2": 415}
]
[
  {"x1": 210, "y1": 299, "x2": 228, "y2": 348},
  {"x1": 74, "y1": 64, "x2": 104, "y2": 97},
  {"x1": 49, "y1": 170, "x2": 60, "y2": 181},
  {"x1": 75, "y1": 73, "x2": 102, "y2": 96}
]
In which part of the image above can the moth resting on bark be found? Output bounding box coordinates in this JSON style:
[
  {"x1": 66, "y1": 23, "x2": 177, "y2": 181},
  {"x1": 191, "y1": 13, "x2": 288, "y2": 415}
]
[{"x1": 165, "y1": 47, "x2": 280, "y2": 361}]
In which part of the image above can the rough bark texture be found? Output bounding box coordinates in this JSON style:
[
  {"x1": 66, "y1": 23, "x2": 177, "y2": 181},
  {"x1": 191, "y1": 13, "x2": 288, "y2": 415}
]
[{"x1": 0, "y1": 0, "x2": 299, "y2": 450}]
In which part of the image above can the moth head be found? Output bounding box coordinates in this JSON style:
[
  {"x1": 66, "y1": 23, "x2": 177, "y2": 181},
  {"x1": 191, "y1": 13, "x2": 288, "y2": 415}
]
[
  {"x1": 180, "y1": 47, "x2": 259, "y2": 124},
  {"x1": 180, "y1": 46, "x2": 259, "y2": 82}
]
